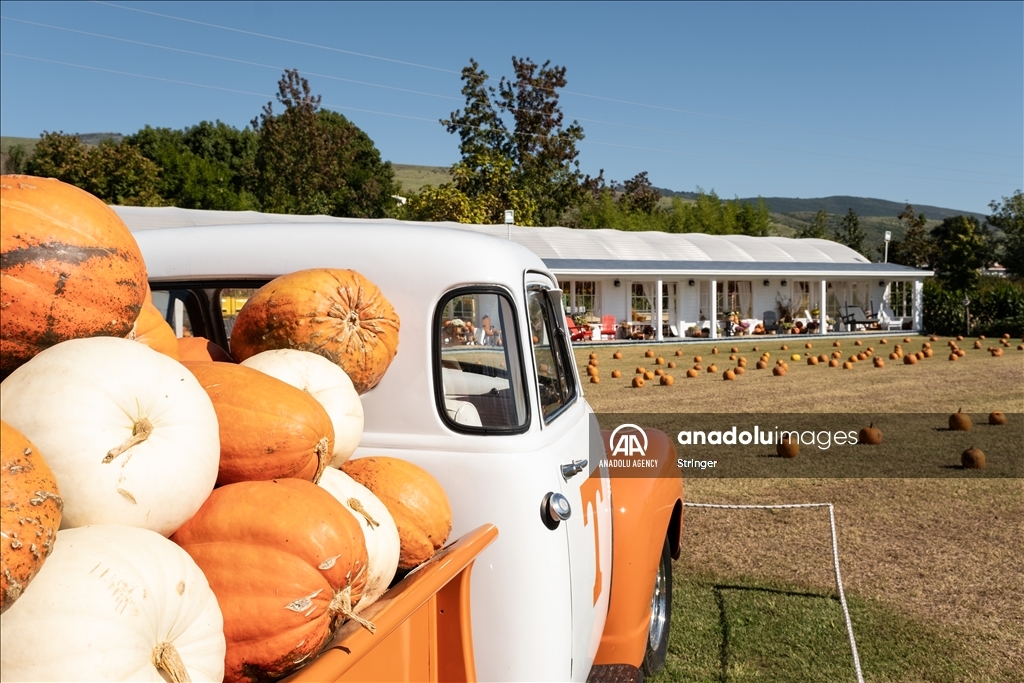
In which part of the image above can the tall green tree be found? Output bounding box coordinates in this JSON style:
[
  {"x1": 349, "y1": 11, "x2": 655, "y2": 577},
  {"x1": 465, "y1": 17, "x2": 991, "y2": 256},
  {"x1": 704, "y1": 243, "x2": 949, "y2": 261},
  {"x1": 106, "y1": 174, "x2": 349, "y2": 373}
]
[
  {"x1": 797, "y1": 209, "x2": 831, "y2": 239},
  {"x1": 733, "y1": 197, "x2": 772, "y2": 236},
  {"x1": 25, "y1": 132, "x2": 161, "y2": 206},
  {"x1": 886, "y1": 203, "x2": 935, "y2": 268},
  {"x1": 440, "y1": 57, "x2": 589, "y2": 225},
  {"x1": 252, "y1": 69, "x2": 397, "y2": 217},
  {"x1": 4, "y1": 144, "x2": 27, "y2": 174},
  {"x1": 620, "y1": 172, "x2": 661, "y2": 215},
  {"x1": 930, "y1": 215, "x2": 989, "y2": 291},
  {"x1": 987, "y1": 190, "x2": 1024, "y2": 278},
  {"x1": 834, "y1": 208, "x2": 867, "y2": 256}
]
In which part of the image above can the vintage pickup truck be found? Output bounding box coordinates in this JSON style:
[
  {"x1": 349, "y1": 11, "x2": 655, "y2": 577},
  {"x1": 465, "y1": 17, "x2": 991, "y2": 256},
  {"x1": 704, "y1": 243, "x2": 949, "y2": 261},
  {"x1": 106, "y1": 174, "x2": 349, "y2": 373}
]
[{"x1": 117, "y1": 207, "x2": 685, "y2": 682}]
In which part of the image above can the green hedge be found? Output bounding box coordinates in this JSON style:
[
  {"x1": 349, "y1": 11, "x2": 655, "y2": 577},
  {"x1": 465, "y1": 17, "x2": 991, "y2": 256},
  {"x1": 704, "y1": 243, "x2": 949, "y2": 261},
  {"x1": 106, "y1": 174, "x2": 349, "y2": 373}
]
[{"x1": 923, "y1": 277, "x2": 1024, "y2": 337}]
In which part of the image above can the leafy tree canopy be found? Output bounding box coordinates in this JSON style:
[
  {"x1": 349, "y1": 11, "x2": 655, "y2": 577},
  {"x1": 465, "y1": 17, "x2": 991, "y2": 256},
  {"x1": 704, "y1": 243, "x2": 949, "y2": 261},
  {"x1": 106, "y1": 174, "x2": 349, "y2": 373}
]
[
  {"x1": 987, "y1": 189, "x2": 1024, "y2": 278},
  {"x1": 930, "y1": 215, "x2": 991, "y2": 291},
  {"x1": 834, "y1": 208, "x2": 867, "y2": 257}
]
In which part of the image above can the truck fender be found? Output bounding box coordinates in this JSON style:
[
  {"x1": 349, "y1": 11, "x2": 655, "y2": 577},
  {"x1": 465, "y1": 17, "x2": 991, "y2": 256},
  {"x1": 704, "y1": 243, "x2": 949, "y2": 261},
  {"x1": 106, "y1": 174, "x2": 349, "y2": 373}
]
[{"x1": 593, "y1": 428, "x2": 683, "y2": 667}]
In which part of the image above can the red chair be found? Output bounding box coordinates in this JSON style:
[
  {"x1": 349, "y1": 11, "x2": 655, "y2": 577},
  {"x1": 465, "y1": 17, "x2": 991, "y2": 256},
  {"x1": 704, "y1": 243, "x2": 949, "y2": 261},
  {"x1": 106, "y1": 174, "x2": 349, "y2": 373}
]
[
  {"x1": 600, "y1": 315, "x2": 617, "y2": 340},
  {"x1": 564, "y1": 316, "x2": 590, "y2": 342}
]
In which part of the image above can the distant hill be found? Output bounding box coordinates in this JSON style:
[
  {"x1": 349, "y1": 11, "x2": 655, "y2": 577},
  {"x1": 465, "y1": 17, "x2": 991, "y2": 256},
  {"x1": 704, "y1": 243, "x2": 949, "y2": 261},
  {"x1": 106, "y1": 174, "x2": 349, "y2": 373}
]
[{"x1": 735, "y1": 195, "x2": 985, "y2": 222}]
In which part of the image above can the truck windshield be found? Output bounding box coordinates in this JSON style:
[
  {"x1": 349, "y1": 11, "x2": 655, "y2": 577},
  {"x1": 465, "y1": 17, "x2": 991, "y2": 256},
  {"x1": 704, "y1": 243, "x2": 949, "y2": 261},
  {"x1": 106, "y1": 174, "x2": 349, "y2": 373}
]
[{"x1": 435, "y1": 290, "x2": 528, "y2": 433}]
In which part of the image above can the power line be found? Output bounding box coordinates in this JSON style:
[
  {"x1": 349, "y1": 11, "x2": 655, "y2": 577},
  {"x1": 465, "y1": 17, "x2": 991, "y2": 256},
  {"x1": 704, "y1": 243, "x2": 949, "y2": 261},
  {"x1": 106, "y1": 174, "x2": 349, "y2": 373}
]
[
  {"x1": 4, "y1": 16, "x2": 1017, "y2": 181},
  {"x1": 4, "y1": 52, "x2": 1017, "y2": 190},
  {"x1": 88, "y1": 0, "x2": 1021, "y2": 160}
]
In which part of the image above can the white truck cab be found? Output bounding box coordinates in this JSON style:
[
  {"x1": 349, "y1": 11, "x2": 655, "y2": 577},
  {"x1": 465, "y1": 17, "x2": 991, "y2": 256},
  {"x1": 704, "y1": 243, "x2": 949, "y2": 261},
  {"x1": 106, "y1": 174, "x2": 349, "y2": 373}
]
[{"x1": 119, "y1": 208, "x2": 684, "y2": 682}]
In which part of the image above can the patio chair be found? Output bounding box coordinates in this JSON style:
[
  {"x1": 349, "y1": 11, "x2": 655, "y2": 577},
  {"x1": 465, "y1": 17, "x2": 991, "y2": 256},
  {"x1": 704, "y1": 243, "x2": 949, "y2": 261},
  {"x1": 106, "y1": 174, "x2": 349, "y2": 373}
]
[
  {"x1": 838, "y1": 306, "x2": 878, "y2": 331},
  {"x1": 876, "y1": 303, "x2": 904, "y2": 331},
  {"x1": 762, "y1": 310, "x2": 780, "y2": 334},
  {"x1": 564, "y1": 316, "x2": 590, "y2": 342},
  {"x1": 600, "y1": 315, "x2": 618, "y2": 340}
]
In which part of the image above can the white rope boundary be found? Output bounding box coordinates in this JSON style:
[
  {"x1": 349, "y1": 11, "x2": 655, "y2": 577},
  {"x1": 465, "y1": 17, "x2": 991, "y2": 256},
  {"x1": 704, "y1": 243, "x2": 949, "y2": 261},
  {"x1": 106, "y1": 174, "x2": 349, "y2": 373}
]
[{"x1": 684, "y1": 502, "x2": 864, "y2": 683}]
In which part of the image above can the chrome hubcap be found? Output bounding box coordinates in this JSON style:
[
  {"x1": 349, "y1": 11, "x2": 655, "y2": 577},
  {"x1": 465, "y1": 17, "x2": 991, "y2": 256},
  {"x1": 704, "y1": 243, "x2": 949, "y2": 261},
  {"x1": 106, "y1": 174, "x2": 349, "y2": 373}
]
[{"x1": 648, "y1": 556, "x2": 668, "y2": 649}]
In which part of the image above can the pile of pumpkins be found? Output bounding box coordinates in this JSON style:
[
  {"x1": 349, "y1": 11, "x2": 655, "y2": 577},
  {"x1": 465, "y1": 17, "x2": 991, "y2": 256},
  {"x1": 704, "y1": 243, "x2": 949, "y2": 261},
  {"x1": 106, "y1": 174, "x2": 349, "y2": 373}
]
[{"x1": 0, "y1": 176, "x2": 452, "y2": 682}]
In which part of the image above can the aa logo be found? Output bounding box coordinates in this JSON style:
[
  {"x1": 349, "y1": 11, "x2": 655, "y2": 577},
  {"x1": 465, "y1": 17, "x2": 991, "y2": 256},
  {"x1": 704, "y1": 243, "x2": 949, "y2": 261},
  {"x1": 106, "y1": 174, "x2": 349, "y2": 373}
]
[{"x1": 609, "y1": 424, "x2": 648, "y2": 458}]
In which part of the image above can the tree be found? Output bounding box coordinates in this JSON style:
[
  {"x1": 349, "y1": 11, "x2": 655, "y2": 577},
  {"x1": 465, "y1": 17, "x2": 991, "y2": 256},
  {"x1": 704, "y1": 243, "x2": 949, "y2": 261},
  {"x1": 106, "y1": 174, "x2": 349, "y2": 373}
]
[
  {"x1": 930, "y1": 215, "x2": 989, "y2": 292},
  {"x1": 252, "y1": 69, "x2": 397, "y2": 218},
  {"x1": 797, "y1": 210, "x2": 830, "y2": 239},
  {"x1": 886, "y1": 203, "x2": 935, "y2": 268},
  {"x1": 127, "y1": 124, "x2": 258, "y2": 211},
  {"x1": 441, "y1": 57, "x2": 589, "y2": 225},
  {"x1": 987, "y1": 190, "x2": 1024, "y2": 278},
  {"x1": 25, "y1": 132, "x2": 161, "y2": 206},
  {"x1": 4, "y1": 144, "x2": 27, "y2": 174},
  {"x1": 834, "y1": 208, "x2": 867, "y2": 256},
  {"x1": 620, "y1": 172, "x2": 661, "y2": 215},
  {"x1": 733, "y1": 197, "x2": 772, "y2": 236}
]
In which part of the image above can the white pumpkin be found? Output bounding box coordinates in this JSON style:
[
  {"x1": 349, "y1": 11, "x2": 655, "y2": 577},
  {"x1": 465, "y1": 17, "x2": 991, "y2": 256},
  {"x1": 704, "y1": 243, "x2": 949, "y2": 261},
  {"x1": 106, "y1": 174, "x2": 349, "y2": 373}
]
[
  {"x1": 318, "y1": 467, "x2": 400, "y2": 611},
  {"x1": 0, "y1": 337, "x2": 219, "y2": 536},
  {"x1": 0, "y1": 524, "x2": 225, "y2": 682},
  {"x1": 241, "y1": 349, "x2": 364, "y2": 466}
]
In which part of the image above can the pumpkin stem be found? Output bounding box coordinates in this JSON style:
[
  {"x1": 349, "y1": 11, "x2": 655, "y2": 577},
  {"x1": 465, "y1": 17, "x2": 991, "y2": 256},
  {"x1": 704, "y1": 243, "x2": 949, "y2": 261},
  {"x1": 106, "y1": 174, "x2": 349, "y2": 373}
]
[
  {"x1": 329, "y1": 585, "x2": 377, "y2": 634},
  {"x1": 347, "y1": 498, "x2": 380, "y2": 528},
  {"x1": 311, "y1": 438, "x2": 330, "y2": 484},
  {"x1": 152, "y1": 641, "x2": 191, "y2": 683},
  {"x1": 103, "y1": 417, "x2": 154, "y2": 464}
]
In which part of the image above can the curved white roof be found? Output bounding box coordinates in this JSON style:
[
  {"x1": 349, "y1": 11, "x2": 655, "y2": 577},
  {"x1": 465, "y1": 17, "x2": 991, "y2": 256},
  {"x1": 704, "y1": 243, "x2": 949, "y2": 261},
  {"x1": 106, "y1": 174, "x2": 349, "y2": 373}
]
[{"x1": 113, "y1": 206, "x2": 929, "y2": 278}]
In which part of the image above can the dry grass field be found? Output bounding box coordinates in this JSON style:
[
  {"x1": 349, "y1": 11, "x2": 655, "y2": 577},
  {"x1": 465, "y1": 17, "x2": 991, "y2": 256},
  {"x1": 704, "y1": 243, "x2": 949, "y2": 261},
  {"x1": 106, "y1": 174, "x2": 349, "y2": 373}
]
[{"x1": 574, "y1": 333, "x2": 1024, "y2": 681}]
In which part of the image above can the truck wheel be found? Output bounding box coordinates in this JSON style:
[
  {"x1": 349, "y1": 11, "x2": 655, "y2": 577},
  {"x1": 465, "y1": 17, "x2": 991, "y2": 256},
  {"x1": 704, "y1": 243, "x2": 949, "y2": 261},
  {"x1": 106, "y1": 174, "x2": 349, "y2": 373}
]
[{"x1": 641, "y1": 537, "x2": 672, "y2": 677}]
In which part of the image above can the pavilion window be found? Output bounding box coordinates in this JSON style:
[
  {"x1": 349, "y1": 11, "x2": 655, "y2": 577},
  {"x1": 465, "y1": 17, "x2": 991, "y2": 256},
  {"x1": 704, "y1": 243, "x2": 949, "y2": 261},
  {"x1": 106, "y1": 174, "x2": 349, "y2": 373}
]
[
  {"x1": 716, "y1": 280, "x2": 753, "y2": 319},
  {"x1": 699, "y1": 281, "x2": 711, "y2": 320},
  {"x1": 660, "y1": 282, "x2": 677, "y2": 323},
  {"x1": 631, "y1": 282, "x2": 654, "y2": 321},
  {"x1": 890, "y1": 281, "x2": 912, "y2": 317},
  {"x1": 558, "y1": 280, "x2": 597, "y2": 316},
  {"x1": 794, "y1": 281, "x2": 811, "y2": 313}
]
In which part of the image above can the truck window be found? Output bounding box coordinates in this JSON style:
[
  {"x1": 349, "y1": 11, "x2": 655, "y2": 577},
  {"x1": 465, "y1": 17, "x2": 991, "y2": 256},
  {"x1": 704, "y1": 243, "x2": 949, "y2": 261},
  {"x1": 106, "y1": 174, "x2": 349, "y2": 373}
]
[
  {"x1": 150, "y1": 289, "x2": 198, "y2": 338},
  {"x1": 220, "y1": 288, "x2": 257, "y2": 344},
  {"x1": 527, "y1": 287, "x2": 577, "y2": 422},
  {"x1": 434, "y1": 289, "x2": 528, "y2": 434}
]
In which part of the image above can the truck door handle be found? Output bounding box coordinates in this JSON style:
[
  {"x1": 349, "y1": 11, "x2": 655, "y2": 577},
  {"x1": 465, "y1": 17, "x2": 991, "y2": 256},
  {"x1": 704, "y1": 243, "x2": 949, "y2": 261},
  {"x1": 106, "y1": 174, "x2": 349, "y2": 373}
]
[
  {"x1": 561, "y1": 459, "x2": 588, "y2": 479},
  {"x1": 541, "y1": 492, "x2": 572, "y2": 530}
]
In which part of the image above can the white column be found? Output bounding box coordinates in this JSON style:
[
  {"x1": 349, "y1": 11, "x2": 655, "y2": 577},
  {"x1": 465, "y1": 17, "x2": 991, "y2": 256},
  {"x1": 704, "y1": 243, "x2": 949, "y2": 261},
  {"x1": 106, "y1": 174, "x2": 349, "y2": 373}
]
[
  {"x1": 676, "y1": 281, "x2": 685, "y2": 337},
  {"x1": 710, "y1": 279, "x2": 718, "y2": 339},
  {"x1": 655, "y1": 279, "x2": 664, "y2": 341},
  {"x1": 913, "y1": 279, "x2": 924, "y2": 331},
  {"x1": 819, "y1": 280, "x2": 827, "y2": 335},
  {"x1": 173, "y1": 298, "x2": 184, "y2": 338}
]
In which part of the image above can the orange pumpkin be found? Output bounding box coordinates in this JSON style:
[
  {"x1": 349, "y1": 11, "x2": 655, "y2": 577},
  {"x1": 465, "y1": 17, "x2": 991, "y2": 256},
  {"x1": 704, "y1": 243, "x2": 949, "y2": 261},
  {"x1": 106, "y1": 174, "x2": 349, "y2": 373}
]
[
  {"x1": 172, "y1": 479, "x2": 370, "y2": 683},
  {"x1": 0, "y1": 176, "x2": 147, "y2": 377},
  {"x1": 1, "y1": 421, "x2": 62, "y2": 614},
  {"x1": 182, "y1": 361, "x2": 334, "y2": 486},
  {"x1": 177, "y1": 336, "x2": 234, "y2": 362},
  {"x1": 342, "y1": 457, "x2": 452, "y2": 571},
  {"x1": 229, "y1": 269, "x2": 400, "y2": 394},
  {"x1": 130, "y1": 288, "x2": 179, "y2": 360}
]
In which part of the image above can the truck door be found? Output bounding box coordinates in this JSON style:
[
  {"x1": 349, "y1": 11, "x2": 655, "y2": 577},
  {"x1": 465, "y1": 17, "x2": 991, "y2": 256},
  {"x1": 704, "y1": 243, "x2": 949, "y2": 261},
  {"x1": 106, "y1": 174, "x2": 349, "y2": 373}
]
[{"x1": 525, "y1": 276, "x2": 613, "y2": 679}]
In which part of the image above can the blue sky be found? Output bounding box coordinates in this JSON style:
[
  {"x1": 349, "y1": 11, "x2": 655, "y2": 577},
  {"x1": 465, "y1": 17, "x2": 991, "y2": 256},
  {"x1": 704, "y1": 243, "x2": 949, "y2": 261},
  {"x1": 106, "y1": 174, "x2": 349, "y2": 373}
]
[{"x1": 1, "y1": 1, "x2": 1020, "y2": 215}]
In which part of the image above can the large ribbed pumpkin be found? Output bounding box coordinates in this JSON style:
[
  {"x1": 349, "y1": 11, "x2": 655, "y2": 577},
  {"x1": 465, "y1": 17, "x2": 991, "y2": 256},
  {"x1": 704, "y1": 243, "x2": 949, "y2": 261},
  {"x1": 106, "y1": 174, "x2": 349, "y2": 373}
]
[
  {"x1": 241, "y1": 349, "x2": 364, "y2": 467},
  {"x1": 318, "y1": 467, "x2": 400, "y2": 611},
  {"x1": 171, "y1": 479, "x2": 370, "y2": 683},
  {"x1": 1, "y1": 421, "x2": 62, "y2": 614},
  {"x1": 1, "y1": 524, "x2": 225, "y2": 682},
  {"x1": 342, "y1": 457, "x2": 452, "y2": 570},
  {"x1": 182, "y1": 361, "x2": 334, "y2": 486},
  {"x1": 0, "y1": 175, "x2": 147, "y2": 378},
  {"x1": 229, "y1": 269, "x2": 400, "y2": 394},
  {"x1": 0, "y1": 337, "x2": 220, "y2": 537},
  {"x1": 130, "y1": 287, "x2": 179, "y2": 360}
]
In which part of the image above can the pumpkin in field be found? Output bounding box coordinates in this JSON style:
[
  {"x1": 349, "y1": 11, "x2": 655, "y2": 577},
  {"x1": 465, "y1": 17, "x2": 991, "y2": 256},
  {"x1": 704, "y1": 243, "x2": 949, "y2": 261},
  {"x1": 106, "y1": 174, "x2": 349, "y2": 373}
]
[
  {"x1": 586, "y1": 365, "x2": 598, "y2": 377},
  {"x1": 229, "y1": 269, "x2": 400, "y2": 394},
  {"x1": 842, "y1": 361, "x2": 853, "y2": 370},
  {"x1": 130, "y1": 287, "x2": 179, "y2": 360},
  {"x1": 588, "y1": 358, "x2": 599, "y2": 367},
  {"x1": 707, "y1": 364, "x2": 718, "y2": 373},
  {"x1": 686, "y1": 368, "x2": 698, "y2": 378},
  {"x1": 948, "y1": 352, "x2": 958, "y2": 361},
  {"x1": 635, "y1": 366, "x2": 646, "y2": 374},
  {"x1": 858, "y1": 423, "x2": 883, "y2": 445},
  {"x1": 0, "y1": 525, "x2": 225, "y2": 682},
  {"x1": 0, "y1": 176, "x2": 147, "y2": 378},
  {"x1": 818, "y1": 354, "x2": 828, "y2": 363},
  {"x1": 611, "y1": 370, "x2": 622, "y2": 378},
  {"x1": 0, "y1": 337, "x2": 219, "y2": 536},
  {"x1": 1, "y1": 421, "x2": 62, "y2": 614},
  {"x1": 949, "y1": 408, "x2": 972, "y2": 431},
  {"x1": 904, "y1": 354, "x2": 917, "y2": 365},
  {"x1": 773, "y1": 366, "x2": 786, "y2": 376},
  {"x1": 655, "y1": 357, "x2": 664, "y2": 365},
  {"x1": 777, "y1": 435, "x2": 799, "y2": 458},
  {"x1": 712, "y1": 347, "x2": 719, "y2": 354},
  {"x1": 317, "y1": 468, "x2": 400, "y2": 613},
  {"x1": 645, "y1": 350, "x2": 654, "y2": 358},
  {"x1": 961, "y1": 447, "x2": 985, "y2": 469},
  {"x1": 172, "y1": 479, "x2": 369, "y2": 682},
  {"x1": 668, "y1": 361, "x2": 676, "y2": 368},
  {"x1": 828, "y1": 359, "x2": 839, "y2": 367},
  {"x1": 723, "y1": 369, "x2": 735, "y2": 381},
  {"x1": 654, "y1": 368, "x2": 664, "y2": 376},
  {"x1": 807, "y1": 356, "x2": 818, "y2": 366},
  {"x1": 613, "y1": 351, "x2": 623, "y2": 359},
  {"x1": 988, "y1": 411, "x2": 1006, "y2": 426},
  {"x1": 674, "y1": 350, "x2": 682, "y2": 356},
  {"x1": 632, "y1": 376, "x2": 645, "y2": 388},
  {"x1": 643, "y1": 370, "x2": 656, "y2": 380},
  {"x1": 590, "y1": 375, "x2": 600, "y2": 384},
  {"x1": 874, "y1": 357, "x2": 885, "y2": 368},
  {"x1": 735, "y1": 366, "x2": 745, "y2": 375},
  {"x1": 342, "y1": 457, "x2": 452, "y2": 571},
  {"x1": 178, "y1": 336, "x2": 234, "y2": 362},
  {"x1": 659, "y1": 374, "x2": 674, "y2": 386},
  {"x1": 756, "y1": 360, "x2": 768, "y2": 369},
  {"x1": 241, "y1": 349, "x2": 364, "y2": 468},
  {"x1": 182, "y1": 361, "x2": 335, "y2": 486}
]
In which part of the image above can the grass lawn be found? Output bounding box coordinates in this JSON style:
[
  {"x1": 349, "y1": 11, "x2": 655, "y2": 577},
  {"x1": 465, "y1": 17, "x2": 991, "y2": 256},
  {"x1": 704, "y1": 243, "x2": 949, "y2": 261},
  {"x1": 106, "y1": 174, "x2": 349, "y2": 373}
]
[{"x1": 575, "y1": 334, "x2": 1023, "y2": 682}]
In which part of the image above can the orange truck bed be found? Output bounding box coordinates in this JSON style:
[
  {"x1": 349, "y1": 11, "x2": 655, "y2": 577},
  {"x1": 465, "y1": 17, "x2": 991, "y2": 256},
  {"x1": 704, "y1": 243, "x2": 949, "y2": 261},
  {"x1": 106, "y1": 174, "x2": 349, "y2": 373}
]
[{"x1": 285, "y1": 524, "x2": 499, "y2": 683}]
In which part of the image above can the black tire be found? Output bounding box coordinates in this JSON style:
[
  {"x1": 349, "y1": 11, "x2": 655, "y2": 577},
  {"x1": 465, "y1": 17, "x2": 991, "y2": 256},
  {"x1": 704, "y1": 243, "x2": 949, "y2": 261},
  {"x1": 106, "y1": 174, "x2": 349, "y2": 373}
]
[{"x1": 641, "y1": 537, "x2": 672, "y2": 677}]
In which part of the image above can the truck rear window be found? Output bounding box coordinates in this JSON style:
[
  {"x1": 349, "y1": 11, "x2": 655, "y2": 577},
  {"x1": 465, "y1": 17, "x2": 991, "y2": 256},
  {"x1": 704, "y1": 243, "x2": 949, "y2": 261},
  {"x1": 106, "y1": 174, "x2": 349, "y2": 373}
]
[{"x1": 434, "y1": 289, "x2": 528, "y2": 434}]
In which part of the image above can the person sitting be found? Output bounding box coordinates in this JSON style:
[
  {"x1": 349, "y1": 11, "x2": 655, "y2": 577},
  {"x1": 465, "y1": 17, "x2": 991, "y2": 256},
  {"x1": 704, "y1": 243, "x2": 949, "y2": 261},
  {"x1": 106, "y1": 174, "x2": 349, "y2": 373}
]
[{"x1": 479, "y1": 314, "x2": 501, "y2": 346}]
